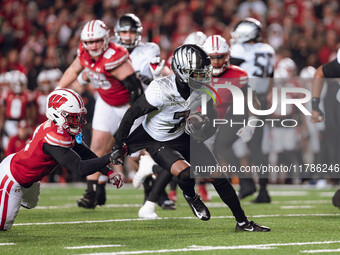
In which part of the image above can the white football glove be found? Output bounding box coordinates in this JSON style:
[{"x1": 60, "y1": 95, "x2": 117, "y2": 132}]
[
  {"x1": 149, "y1": 56, "x2": 165, "y2": 79},
  {"x1": 236, "y1": 116, "x2": 258, "y2": 143},
  {"x1": 108, "y1": 171, "x2": 124, "y2": 189}
]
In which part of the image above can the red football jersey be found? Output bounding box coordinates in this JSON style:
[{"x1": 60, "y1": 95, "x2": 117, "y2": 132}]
[
  {"x1": 78, "y1": 42, "x2": 130, "y2": 106},
  {"x1": 3, "y1": 90, "x2": 33, "y2": 120},
  {"x1": 10, "y1": 120, "x2": 75, "y2": 186},
  {"x1": 5, "y1": 135, "x2": 32, "y2": 156},
  {"x1": 212, "y1": 65, "x2": 248, "y2": 119}
]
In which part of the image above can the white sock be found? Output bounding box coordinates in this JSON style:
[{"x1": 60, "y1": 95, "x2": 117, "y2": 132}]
[{"x1": 144, "y1": 200, "x2": 156, "y2": 209}]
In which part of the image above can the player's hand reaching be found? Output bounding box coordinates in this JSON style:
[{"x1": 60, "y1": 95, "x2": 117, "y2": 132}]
[
  {"x1": 236, "y1": 116, "x2": 258, "y2": 143},
  {"x1": 149, "y1": 56, "x2": 165, "y2": 80},
  {"x1": 108, "y1": 170, "x2": 124, "y2": 188},
  {"x1": 310, "y1": 97, "x2": 324, "y2": 123},
  {"x1": 110, "y1": 143, "x2": 128, "y2": 165}
]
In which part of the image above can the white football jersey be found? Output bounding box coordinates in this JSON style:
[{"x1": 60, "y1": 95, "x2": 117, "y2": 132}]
[
  {"x1": 130, "y1": 42, "x2": 160, "y2": 79},
  {"x1": 143, "y1": 75, "x2": 205, "y2": 141},
  {"x1": 230, "y1": 42, "x2": 276, "y2": 94}
]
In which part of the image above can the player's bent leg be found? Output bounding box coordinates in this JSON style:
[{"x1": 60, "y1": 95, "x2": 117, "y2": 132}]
[
  {"x1": 21, "y1": 182, "x2": 40, "y2": 209},
  {"x1": 0, "y1": 182, "x2": 22, "y2": 231},
  {"x1": 174, "y1": 164, "x2": 210, "y2": 221}
]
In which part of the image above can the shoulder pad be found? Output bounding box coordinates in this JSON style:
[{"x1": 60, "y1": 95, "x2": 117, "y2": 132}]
[
  {"x1": 44, "y1": 128, "x2": 73, "y2": 148},
  {"x1": 104, "y1": 43, "x2": 129, "y2": 71},
  {"x1": 142, "y1": 42, "x2": 160, "y2": 56}
]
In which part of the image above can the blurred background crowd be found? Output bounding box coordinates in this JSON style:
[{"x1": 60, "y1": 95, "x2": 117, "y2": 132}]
[{"x1": 0, "y1": 0, "x2": 339, "y2": 184}]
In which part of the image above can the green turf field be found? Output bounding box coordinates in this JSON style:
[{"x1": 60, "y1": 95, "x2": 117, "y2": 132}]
[{"x1": 1, "y1": 183, "x2": 340, "y2": 255}]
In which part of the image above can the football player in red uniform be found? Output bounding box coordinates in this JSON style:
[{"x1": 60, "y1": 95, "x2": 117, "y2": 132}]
[
  {"x1": 0, "y1": 70, "x2": 33, "y2": 152},
  {"x1": 0, "y1": 89, "x2": 123, "y2": 231},
  {"x1": 58, "y1": 20, "x2": 143, "y2": 209},
  {"x1": 202, "y1": 35, "x2": 261, "y2": 195}
]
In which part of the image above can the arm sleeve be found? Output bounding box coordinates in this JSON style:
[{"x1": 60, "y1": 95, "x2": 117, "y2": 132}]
[
  {"x1": 322, "y1": 58, "x2": 340, "y2": 78},
  {"x1": 114, "y1": 94, "x2": 157, "y2": 146},
  {"x1": 43, "y1": 143, "x2": 111, "y2": 176},
  {"x1": 122, "y1": 73, "x2": 144, "y2": 104},
  {"x1": 230, "y1": 57, "x2": 246, "y2": 66}
]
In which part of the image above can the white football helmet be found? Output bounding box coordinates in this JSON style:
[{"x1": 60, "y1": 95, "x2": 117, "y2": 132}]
[
  {"x1": 183, "y1": 31, "x2": 207, "y2": 46},
  {"x1": 81, "y1": 20, "x2": 109, "y2": 57},
  {"x1": 203, "y1": 35, "x2": 230, "y2": 75},
  {"x1": 231, "y1": 18, "x2": 262, "y2": 44},
  {"x1": 277, "y1": 58, "x2": 297, "y2": 77},
  {"x1": 299, "y1": 66, "x2": 316, "y2": 79},
  {"x1": 46, "y1": 89, "x2": 87, "y2": 135},
  {"x1": 49, "y1": 68, "x2": 62, "y2": 88},
  {"x1": 37, "y1": 70, "x2": 52, "y2": 93},
  {"x1": 8, "y1": 70, "x2": 27, "y2": 94}
]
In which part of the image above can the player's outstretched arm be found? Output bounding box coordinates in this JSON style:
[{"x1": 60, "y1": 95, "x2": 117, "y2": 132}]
[
  {"x1": 58, "y1": 57, "x2": 83, "y2": 89},
  {"x1": 311, "y1": 66, "x2": 325, "y2": 123}
]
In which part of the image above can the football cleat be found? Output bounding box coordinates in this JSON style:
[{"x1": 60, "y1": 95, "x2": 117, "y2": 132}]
[
  {"x1": 184, "y1": 193, "x2": 210, "y2": 221},
  {"x1": 168, "y1": 190, "x2": 177, "y2": 202},
  {"x1": 332, "y1": 189, "x2": 340, "y2": 208},
  {"x1": 238, "y1": 178, "x2": 256, "y2": 199},
  {"x1": 96, "y1": 183, "x2": 106, "y2": 206},
  {"x1": 252, "y1": 190, "x2": 271, "y2": 203},
  {"x1": 133, "y1": 155, "x2": 155, "y2": 188},
  {"x1": 77, "y1": 190, "x2": 96, "y2": 209},
  {"x1": 236, "y1": 220, "x2": 270, "y2": 232},
  {"x1": 138, "y1": 201, "x2": 158, "y2": 219},
  {"x1": 198, "y1": 184, "x2": 211, "y2": 201},
  {"x1": 161, "y1": 200, "x2": 176, "y2": 210}
]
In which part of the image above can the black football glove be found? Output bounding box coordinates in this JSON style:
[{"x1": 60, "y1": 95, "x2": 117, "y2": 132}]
[{"x1": 110, "y1": 143, "x2": 128, "y2": 165}]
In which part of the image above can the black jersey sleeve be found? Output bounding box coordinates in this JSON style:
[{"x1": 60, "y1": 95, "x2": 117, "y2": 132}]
[
  {"x1": 230, "y1": 57, "x2": 246, "y2": 66},
  {"x1": 322, "y1": 58, "x2": 340, "y2": 78},
  {"x1": 43, "y1": 143, "x2": 111, "y2": 176},
  {"x1": 114, "y1": 94, "x2": 157, "y2": 146}
]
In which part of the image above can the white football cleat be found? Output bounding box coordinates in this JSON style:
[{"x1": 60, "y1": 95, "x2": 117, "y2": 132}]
[
  {"x1": 133, "y1": 155, "x2": 155, "y2": 188},
  {"x1": 138, "y1": 201, "x2": 158, "y2": 219}
]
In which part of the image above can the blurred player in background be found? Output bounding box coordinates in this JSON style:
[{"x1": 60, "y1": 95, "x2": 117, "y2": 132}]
[
  {"x1": 230, "y1": 18, "x2": 276, "y2": 203},
  {"x1": 310, "y1": 48, "x2": 340, "y2": 208}
]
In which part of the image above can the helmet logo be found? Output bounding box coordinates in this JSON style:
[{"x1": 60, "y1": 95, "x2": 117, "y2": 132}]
[{"x1": 48, "y1": 94, "x2": 68, "y2": 109}]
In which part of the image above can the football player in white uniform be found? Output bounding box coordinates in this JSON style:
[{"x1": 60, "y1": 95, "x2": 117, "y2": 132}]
[
  {"x1": 110, "y1": 44, "x2": 270, "y2": 232},
  {"x1": 230, "y1": 18, "x2": 276, "y2": 203},
  {"x1": 114, "y1": 13, "x2": 174, "y2": 210}
]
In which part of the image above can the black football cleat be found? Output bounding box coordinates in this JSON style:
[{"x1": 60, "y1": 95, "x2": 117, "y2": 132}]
[
  {"x1": 77, "y1": 190, "x2": 96, "y2": 209},
  {"x1": 252, "y1": 190, "x2": 271, "y2": 203},
  {"x1": 236, "y1": 221, "x2": 270, "y2": 232},
  {"x1": 96, "y1": 183, "x2": 106, "y2": 206},
  {"x1": 184, "y1": 193, "x2": 210, "y2": 221},
  {"x1": 238, "y1": 178, "x2": 256, "y2": 199},
  {"x1": 332, "y1": 189, "x2": 340, "y2": 208},
  {"x1": 161, "y1": 200, "x2": 176, "y2": 210}
]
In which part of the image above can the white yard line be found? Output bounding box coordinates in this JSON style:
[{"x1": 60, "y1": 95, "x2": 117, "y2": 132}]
[
  {"x1": 271, "y1": 200, "x2": 329, "y2": 204},
  {"x1": 65, "y1": 245, "x2": 123, "y2": 250},
  {"x1": 280, "y1": 205, "x2": 314, "y2": 209},
  {"x1": 0, "y1": 243, "x2": 15, "y2": 246},
  {"x1": 35, "y1": 204, "x2": 142, "y2": 210},
  {"x1": 14, "y1": 213, "x2": 340, "y2": 227},
  {"x1": 75, "y1": 241, "x2": 340, "y2": 255},
  {"x1": 301, "y1": 248, "x2": 340, "y2": 253}
]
